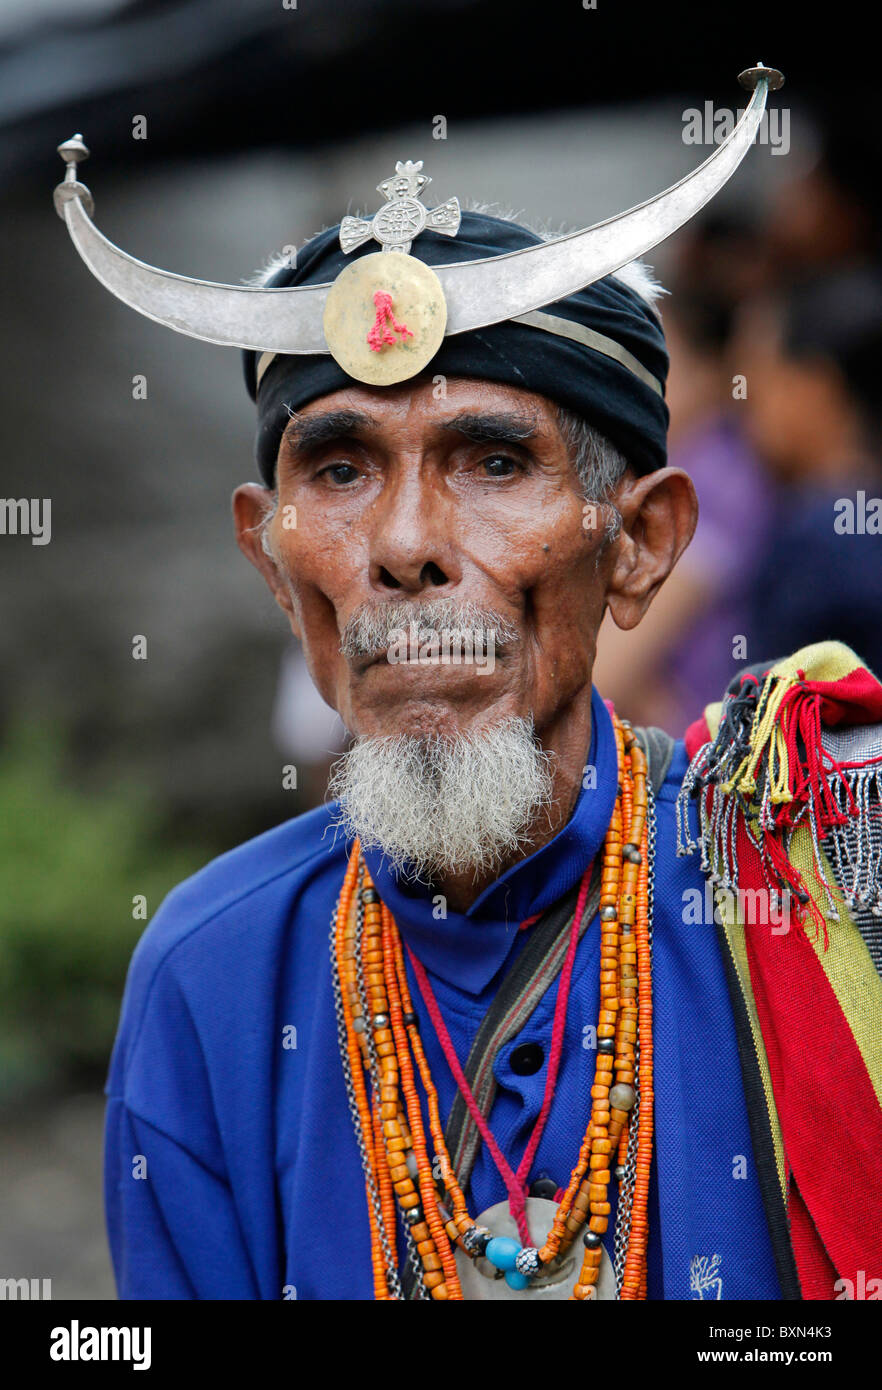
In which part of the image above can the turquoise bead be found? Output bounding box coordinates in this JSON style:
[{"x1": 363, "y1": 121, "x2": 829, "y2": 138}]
[
  {"x1": 504, "y1": 1269, "x2": 530, "y2": 1291},
  {"x1": 485, "y1": 1236, "x2": 521, "y2": 1272}
]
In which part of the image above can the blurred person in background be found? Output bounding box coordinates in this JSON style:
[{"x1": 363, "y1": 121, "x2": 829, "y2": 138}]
[
  {"x1": 593, "y1": 241, "x2": 773, "y2": 732},
  {"x1": 596, "y1": 108, "x2": 882, "y2": 729},
  {"x1": 765, "y1": 101, "x2": 882, "y2": 276},
  {"x1": 737, "y1": 268, "x2": 882, "y2": 675}
]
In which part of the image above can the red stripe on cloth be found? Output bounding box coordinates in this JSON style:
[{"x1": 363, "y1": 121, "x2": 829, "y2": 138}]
[
  {"x1": 804, "y1": 666, "x2": 882, "y2": 727},
  {"x1": 735, "y1": 817, "x2": 882, "y2": 1293},
  {"x1": 788, "y1": 1179, "x2": 838, "y2": 1300}
]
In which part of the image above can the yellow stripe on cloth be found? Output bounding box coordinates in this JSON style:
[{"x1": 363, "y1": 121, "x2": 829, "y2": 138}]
[
  {"x1": 789, "y1": 825, "x2": 882, "y2": 1109},
  {"x1": 769, "y1": 640, "x2": 866, "y2": 685}
]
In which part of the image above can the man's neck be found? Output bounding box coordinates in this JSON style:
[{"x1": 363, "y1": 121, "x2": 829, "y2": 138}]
[{"x1": 435, "y1": 697, "x2": 593, "y2": 914}]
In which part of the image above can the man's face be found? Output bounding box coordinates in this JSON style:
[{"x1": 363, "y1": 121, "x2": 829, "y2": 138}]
[{"x1": 256, "y1": 377, "x2": 614, "y2": 742}]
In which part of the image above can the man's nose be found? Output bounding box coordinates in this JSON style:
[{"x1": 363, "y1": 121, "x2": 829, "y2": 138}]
[{"x1": 368, "y1": 471, "x2": 462, "y2": 594}]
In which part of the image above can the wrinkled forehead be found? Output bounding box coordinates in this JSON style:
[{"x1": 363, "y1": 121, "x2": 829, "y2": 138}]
[
  {"x1": 283, "y1": 374, "x2": 563, "y2": 424},
  {"x1": 273, "y1": 376, "x2": 575, "y2": 473}
]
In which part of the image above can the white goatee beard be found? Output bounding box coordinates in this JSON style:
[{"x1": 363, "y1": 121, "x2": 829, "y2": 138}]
[{"x1": 328, "y1": 717, "x2": 555, "y2": 884}]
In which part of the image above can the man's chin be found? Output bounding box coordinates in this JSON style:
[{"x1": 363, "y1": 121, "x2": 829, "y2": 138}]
[
  {"x1": 347, "y1": 666, "x2": 515, "y2": 740},
  {"x1": 327, "y1": 712, "x2": 554, "y2": 882}
]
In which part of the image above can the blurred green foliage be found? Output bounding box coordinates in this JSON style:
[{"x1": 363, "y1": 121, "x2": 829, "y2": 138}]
[{"x1": 0, "y1": 720, "x2": 212, "y2": 1105}]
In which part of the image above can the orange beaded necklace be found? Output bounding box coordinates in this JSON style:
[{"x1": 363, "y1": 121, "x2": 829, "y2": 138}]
[{"x1": 331, "y1": 713, "x2": 654, "y2": 1300}]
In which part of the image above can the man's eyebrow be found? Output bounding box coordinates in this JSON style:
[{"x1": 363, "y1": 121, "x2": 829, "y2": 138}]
[
  {"x1": 282, "y1": 409, "x2": 377, "y2": 451},
  {"x1": 440, "y1": 411, "x2": 539, "y2": 445}
]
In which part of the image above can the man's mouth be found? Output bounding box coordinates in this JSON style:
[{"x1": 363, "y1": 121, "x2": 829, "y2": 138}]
[
  {"x1": 359, "y1": 648, "x2": 392, "y2": 671},
  {"x1": 342, "y1": 603, "x2": 520, "y2": 677},
  {"x1": 356, "y1": 644, "x2": 503, "y2": 677}
]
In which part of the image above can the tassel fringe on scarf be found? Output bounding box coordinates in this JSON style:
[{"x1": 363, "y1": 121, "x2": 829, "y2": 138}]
[
  {"x1": 676, "y1": 641, "x2": 882, "y2": 1300},
  {"x1": 676, "y1": 643, "x2": 882, "y2": 941}
]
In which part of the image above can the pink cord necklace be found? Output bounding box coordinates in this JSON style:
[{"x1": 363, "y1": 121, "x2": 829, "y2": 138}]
[{"x1": 407, "y1": 863, "x2": 593, "y2": 1246}]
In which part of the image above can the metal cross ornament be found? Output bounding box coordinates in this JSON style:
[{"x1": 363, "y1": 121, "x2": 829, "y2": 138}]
[{"x1": 339, "y1": 160, "x2": 461, "y2": 255}]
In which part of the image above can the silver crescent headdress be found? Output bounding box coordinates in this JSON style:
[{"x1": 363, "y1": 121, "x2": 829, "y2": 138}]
[{"x1": 54, "y1": 63, "x2": 783, "y2": 389}]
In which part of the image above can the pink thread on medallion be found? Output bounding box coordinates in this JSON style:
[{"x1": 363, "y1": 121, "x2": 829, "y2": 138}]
[{"x1": 367, "y1": 290, "x2": 413, "y2": 351}]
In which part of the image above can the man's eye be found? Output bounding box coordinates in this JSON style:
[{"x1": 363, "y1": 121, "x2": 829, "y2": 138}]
[
  {"x1": 480, "y1": 454, "x2": 522, "y2": 478},
  {"x1": 319, "y1": 462, "x2": 360, "y2": 485}
]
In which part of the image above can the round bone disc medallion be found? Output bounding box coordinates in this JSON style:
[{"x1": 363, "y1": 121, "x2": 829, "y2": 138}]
[
  {"x1": 322, "y1": 250, "x2": 447, "y2": 385},
  {"x1": 454, "y1": 1197, "x2": 615, "y2": 1301}
]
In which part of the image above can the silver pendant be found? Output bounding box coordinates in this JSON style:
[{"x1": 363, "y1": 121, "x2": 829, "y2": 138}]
[
  {"x1": 339, "y1": 160, "x2": 461, "y2": 256},
  {"x1": 454, "y1": 1197, "x2": 615, "y2": 1301}
]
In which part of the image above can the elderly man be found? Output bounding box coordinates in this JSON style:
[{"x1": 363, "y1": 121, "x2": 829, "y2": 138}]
[{"x1": 55, "y1": 69, "x2": 882, "y2": 1302}]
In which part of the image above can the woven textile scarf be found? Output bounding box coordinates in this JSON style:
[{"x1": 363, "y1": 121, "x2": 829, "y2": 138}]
[{"x1": 677, "y1": 641, "x2": 882, "y2": 1298}]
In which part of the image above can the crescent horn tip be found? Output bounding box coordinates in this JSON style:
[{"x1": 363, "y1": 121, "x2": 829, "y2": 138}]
[
  {"x1": 54, "y1": 133, "x2": 94, "y2": 218},
  {"x1": 57, "y1": 133, "x2": 90, "y2": 164},
  {"x1": 737, "y1": 63, "x2": 785, "y2": 92}
]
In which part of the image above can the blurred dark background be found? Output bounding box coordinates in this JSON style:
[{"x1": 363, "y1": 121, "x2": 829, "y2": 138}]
[{"x1": 1, "y1": 0, "x2": 879, "y2": 1296}]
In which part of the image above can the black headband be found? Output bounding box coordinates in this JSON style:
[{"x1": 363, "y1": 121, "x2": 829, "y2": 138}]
[{"x1": 243, "y1": 211, "x2": 669, "y2": 485}]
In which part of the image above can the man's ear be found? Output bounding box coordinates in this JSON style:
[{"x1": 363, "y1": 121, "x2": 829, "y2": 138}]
[
  {"x1": 605, "y1": 467, "x2": 698, "y2": 631},
  {"x1": 232, "y1": 483, "x2": 299, "y2": 629}
]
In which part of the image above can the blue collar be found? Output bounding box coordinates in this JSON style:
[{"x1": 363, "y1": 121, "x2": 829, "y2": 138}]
[{"x1": 362, "y1": 688, "x2": 618, "y2": 995}]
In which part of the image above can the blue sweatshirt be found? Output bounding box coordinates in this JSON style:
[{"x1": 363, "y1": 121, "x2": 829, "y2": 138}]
[{"x1": 104, "y1": 691, "x2": 780, "y2": 1300}]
